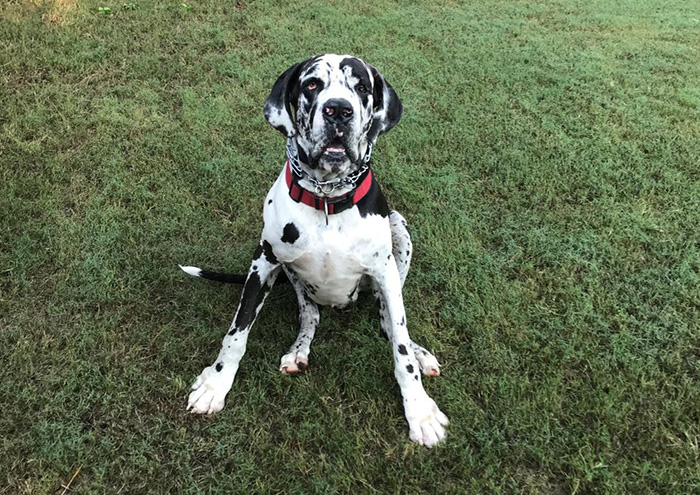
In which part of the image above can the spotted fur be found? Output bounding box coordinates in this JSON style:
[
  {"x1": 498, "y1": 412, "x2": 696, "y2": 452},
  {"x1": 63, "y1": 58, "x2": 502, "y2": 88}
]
[{"x1": 183, "y1": 55, "x2": 448, "y2": 447}]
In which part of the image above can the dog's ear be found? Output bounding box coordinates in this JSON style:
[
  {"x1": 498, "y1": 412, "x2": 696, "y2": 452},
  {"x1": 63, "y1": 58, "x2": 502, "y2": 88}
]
[
  {"x1": 263, "y1": 61, "x2": 307, "y2": 138},
  {"x1": 367, "y1": 64, "x2": 403, "y2": 143}
]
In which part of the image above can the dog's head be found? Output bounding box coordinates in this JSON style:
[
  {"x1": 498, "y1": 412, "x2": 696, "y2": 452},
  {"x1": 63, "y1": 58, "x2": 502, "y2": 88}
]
[{"x1": 264, "y1": 54, "x2": 403, "y2": 179}]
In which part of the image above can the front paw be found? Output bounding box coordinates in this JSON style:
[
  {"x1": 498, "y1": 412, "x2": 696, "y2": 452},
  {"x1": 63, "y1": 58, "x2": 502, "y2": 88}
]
[
  {"x1": 405, "y1": 395, "x2": 449, "y2": 447},
  {"x1": 186, "y1": 365, "x2": 233, "y2": 414}
]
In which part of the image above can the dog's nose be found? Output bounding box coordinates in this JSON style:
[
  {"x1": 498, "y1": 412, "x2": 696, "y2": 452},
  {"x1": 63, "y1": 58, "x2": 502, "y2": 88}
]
[{"x1": 322, "y1": 99, "x2": 353, "y2": 124}]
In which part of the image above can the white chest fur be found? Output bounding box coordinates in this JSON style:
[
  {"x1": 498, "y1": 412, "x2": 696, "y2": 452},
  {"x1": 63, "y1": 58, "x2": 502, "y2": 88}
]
[{"x1": 262, "y1": 171, "x2": 392, "y2": 307}]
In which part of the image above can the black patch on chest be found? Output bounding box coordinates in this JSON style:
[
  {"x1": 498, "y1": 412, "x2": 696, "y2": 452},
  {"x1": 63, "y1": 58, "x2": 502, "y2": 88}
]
[
  {"x1": 282, "y1": 223, "x2": 300, "y2": 244},
  {"x1": 355, "y1": 174, "x2": 389, "y2": 218}
]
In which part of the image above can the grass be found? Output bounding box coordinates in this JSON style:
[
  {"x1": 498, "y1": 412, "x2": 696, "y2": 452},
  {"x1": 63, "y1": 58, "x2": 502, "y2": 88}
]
[{"x1": 1, "y1": 0, "x2": 699, "y2": 493}]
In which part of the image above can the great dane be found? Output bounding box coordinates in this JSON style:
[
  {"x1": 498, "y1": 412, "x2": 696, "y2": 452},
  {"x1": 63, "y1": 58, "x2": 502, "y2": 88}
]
[{"x1": 180, "y1": 54, "x2": 449, "y2": 447}]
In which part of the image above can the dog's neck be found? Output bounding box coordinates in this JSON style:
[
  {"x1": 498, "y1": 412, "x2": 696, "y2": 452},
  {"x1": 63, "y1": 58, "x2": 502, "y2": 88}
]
[{"x1": 286, "y1": 138, "x2": 372, "y2": 198}]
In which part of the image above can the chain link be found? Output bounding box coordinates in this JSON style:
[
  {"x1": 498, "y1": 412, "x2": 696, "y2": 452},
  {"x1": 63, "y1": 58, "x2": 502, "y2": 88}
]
[{"x1": 286, "y1": 140, "x2": 372, "y2": 196}]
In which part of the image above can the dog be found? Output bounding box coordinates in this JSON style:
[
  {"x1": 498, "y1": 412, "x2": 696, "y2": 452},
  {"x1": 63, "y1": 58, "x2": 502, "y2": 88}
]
[{"x1": 180, "y1": 54, "x2": 448, "y2": 447}]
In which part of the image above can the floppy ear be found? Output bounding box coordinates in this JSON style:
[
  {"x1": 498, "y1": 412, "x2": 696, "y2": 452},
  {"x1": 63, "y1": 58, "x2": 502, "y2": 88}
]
[
  {"x1": 367, "y1": 65, "x2": 403, "y2": 143},
  {"x1": 263, "y1": 61, "x2": 307, "y2": 138}
]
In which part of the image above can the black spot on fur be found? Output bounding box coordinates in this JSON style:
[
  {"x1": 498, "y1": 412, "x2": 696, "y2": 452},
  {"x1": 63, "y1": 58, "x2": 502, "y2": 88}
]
[
  {"x1": 228, "y1": 328, "x2": 237, "y2": 336},
  {"x1": 339, "y1": 57, "x2": 372, "y2": 105},
  {"x1": 262, "y1": 240, "x2": 278, "y2": 264},
  {"x1": 216, "y1": 363, "x2": 223, "y2": 372},
  {"x1": 373, "y1": 252, "x2": 379, "y2": 257},
  {"x1": 298, "y1": 146, "x2": 313, "y2": 169},
  {"x1": 398, "y1": 344, "x2": 408, "y2": 355},
  {"x1": 367, "y1": 65, "x2": 403, "y2": 142},
  {"x1": 356, "y1": 175, "x2": 389, "y2": 218},
  {"x1": 268, "y1": 199, "x2": 273, "y2": 205},
  {"x1": 400, "y1": 316, "x2": 405, "y2": 326},
  {"x1": 308, "y1": 102, "x2": 318, "y2": 132},
  {"x1": 282, "y1": 223, "x2": 300, "y2": 244},
  {"x1": 252, "y1": 244, "x2": 263, "y2": 260},
  {"x1": 406, "y1": 364, "x2": 414, "y2": 373},
  {"x1": 233, "y1": 271, "x2": 272, "y2": 330},
  {"x1": 414, "y1": 374, "x2": 419, "y2": 380}
]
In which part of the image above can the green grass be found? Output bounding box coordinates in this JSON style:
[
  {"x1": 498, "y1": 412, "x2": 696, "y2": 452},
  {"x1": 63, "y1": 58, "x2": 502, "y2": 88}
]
[{"x1": 1, "y1": 0, "x2": 699, "y2": 493}]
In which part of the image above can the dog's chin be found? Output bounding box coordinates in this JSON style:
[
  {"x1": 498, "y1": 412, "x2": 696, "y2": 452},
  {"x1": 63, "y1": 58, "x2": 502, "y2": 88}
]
[{"x1": 317, "y1": 152, "x2": 351, "y2": 176}]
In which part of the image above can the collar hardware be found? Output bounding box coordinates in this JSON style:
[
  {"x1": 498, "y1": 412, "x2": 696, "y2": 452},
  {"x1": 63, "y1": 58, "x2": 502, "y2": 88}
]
[{"x1": 284, "y1": 142, "x2": 374, "y2": 223}]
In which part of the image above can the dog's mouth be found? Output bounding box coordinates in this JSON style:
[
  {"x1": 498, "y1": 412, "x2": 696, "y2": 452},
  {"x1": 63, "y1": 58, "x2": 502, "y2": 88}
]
[
  {"x1": 299, "y1": 127, "x2": 364, "y2": 178},
  {"x1": 322, "y1": 135, "x2": 347, "y2": 156},
  {"x1": 316, "y1": 136, "x2": 353, "y2": 176}
]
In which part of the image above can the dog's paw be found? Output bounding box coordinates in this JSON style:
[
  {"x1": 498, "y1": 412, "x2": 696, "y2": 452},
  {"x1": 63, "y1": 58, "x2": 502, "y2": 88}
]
[
  {"x1": 186, "y1": 365, "x2": 233, "y2": 414},
  {"x1": 414, "y1": 349, "x2": 441, "y2": 377},
  {"x1": 280, "y1": 352, "x2": 308, "y2": 375},
  {"x1": 405, "y1": 395, "x2": 449, "y2": 448}
]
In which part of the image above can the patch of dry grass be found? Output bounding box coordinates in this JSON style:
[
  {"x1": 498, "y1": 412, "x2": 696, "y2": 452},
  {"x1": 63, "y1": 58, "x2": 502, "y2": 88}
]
[{"x1": 1, "y1": 0, "x2": 77, "y2": 25}]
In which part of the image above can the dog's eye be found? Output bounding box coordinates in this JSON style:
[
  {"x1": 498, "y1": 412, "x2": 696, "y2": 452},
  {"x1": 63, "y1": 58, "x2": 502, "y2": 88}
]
[
  {"x1": 357, "y1": 84, "x2": 368, "y2": 94},
  {"x1": 306, "y1": 80, "x2": 318, "y2": 91}
]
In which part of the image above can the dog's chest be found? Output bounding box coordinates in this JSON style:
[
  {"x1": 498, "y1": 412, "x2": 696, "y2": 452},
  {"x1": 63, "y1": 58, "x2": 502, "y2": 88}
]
[{"x1": 262, "y1": 178, "x2": 392, "y2": 306}]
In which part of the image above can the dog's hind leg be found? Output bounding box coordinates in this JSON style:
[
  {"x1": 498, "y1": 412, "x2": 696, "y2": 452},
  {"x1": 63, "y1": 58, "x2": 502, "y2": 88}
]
[
  {"x1": 376, "y1": 287, "x2": 442, "y2": 377},
  {"x1": 409, "y1": 341, "x2": 441, "y2": 377},
  {"x1": 389, "y1": 210, "x2": 412, "y2": 287},
  {"x1": 280, "y1": 267, "x2": 320, "y2": 374},
  {"x1": 377, "y1": 210, "x2": 441, "y2": 377}
]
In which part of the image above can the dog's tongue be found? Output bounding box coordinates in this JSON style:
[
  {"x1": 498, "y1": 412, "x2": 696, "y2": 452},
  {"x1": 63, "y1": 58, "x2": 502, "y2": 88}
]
[{"x1": 325, "y1": 146, "x2": 345, "y2": 153}]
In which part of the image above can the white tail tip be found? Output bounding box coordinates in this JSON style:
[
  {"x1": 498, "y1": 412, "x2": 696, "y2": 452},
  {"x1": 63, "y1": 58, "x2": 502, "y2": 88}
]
[{"x1": 179, "y1": 265, "x2": 202, "y2": 277}]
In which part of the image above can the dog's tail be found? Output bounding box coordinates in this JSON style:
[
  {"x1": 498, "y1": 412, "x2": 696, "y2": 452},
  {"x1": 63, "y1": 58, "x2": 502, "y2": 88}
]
[{"x1": 179, "y1": 265, "x2": 247, "y2": 284}]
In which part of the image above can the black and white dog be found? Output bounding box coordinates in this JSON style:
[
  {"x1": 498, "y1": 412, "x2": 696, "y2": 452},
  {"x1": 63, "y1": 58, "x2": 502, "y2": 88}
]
[{"x1": 180, "y1": 54, "x2": 448, "y2": 447}]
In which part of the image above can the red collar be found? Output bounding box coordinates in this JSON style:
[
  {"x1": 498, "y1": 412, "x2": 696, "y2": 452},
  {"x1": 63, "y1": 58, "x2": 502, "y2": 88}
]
[{"x1": 285, "y1": 160, "x2": 373, "y2": 215}]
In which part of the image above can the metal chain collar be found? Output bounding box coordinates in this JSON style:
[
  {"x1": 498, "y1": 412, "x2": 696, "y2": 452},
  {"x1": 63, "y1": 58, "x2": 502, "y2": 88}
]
[{"x1": 286, "y1": 140, "x2": 372, "y2": 196}]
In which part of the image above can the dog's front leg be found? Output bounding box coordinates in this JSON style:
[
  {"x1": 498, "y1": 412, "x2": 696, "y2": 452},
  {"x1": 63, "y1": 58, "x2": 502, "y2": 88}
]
[
  {"x1": 371, "y1": 255, "x2": 449, "y2": 447},
  {"x1": 187, "y1": 240, "x2": 281, "y2": 414}
]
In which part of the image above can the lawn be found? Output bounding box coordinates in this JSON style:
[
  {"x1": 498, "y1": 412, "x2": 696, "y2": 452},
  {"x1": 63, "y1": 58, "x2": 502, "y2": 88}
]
[{"x1": 1, "y1": 0, "x2": 699, "y2": 493}]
